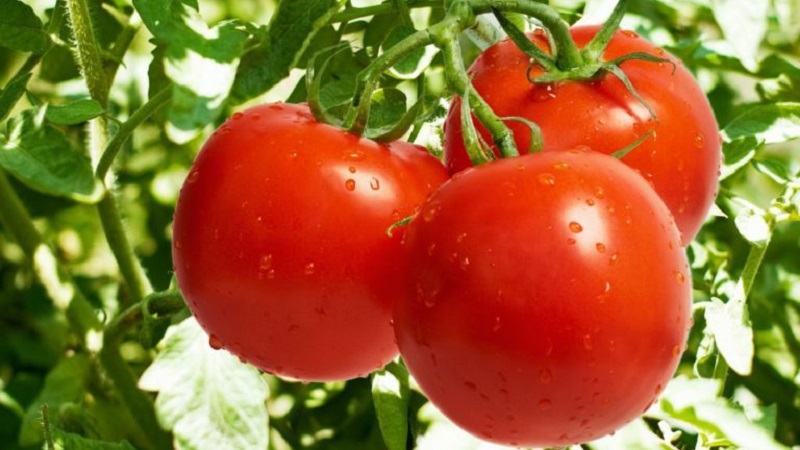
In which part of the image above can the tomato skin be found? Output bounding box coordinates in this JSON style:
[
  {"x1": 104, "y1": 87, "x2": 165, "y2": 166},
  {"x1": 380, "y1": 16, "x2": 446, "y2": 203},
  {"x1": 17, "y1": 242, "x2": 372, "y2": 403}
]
[
  {"x1": 444, "y1": 26, "x2": 720, "y2": 244},
  {"x1": 172, "y1": 103, "x2": 447, "y2": 382},
  {"x1": 395, "y1": 149, "x2": 692, "y2": 447}
]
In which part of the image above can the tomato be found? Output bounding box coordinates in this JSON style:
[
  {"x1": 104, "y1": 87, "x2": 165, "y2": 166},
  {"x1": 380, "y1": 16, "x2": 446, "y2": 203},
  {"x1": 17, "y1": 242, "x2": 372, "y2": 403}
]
[
  {"x1": 444, "y1": 25, "x2": 720, "y2": 244},
  {"x1": 394, "y1": 149, "x2": 692, "y2": 447},
  {"x1": 172, "y1": 102, "x2": 447, "y2": 382}
]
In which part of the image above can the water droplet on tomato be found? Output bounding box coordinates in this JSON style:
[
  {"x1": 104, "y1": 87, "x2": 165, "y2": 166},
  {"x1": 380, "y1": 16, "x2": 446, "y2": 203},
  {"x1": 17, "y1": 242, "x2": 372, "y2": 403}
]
[
  {"x1": 694, "y1": 132, "x2": 705, "y2": 148},
  {"x1": 348, "y1": 166, "x2": 356, "y2": 173},
  {"x1": 537, "y1": 173, "x2": 556, "y2": 186},
  {"x1": 187, "y1": 170, "x2": 200, "y2": 183},
  {"x1": 345, "y1": 179, "x2": 356, "y2": 191},
  {"x1": 595, "y1": 243, "x2": 606, "y2": 253},
  {"x1": 209, "y1": 334, "x2": 223, "y2": 350},
  {"x1": 370, "y1": 177, "x2": 380, "y2": 190},
  {"x1": 422, "y1": 202, "x2": 442, "y2": 222},
  {"x1": 673, "y1": 344, "x2": 682, "y2": 357},
  {"x1": 675, "y1": 271, "x2": 685, "y2": 284},
  {"x1": 655, "y1": 384, "x2": 663, "y2": 395},
  {"x1": 456, "y1": 232, "x2": 467, "y2": 243},
  {"x1": 266, "y1": 269, "x2": 275, "y2": 279},
  {"x1": 567, "y1": 238, "x2": 576, "y2": 245},
  {"x1": 304, "y1": 263, "x2": 316, "y2": 275},
  {"x1": 539, "y1": 367, "x2": 552, "y2": 384},
  {"x1": 554, "y1": 161, "x2": 570, "y2": 170},
  {"x1": 347, "y1": 149, "x2": 366, "y2": 161},
  {"x1": 586, "y1": 198, "x2": 595, "y2": 206},
  {"x1": 583, "y1": 334, "x2": 593, "y2": 351},
  {"x1": 459, "y1": 256, "x2": 470, "y2": 270},
  {"x1": 609, "y1": 253, "x2": 619, "y2": 266},
  {"x1": 622, "y1": 29, "x2": 639, "y2": 38},
  {"x1": 232, "y1": 112, "x2": 244, "y2": 120},
  {"x1": 173, "y1": 240, "x2": 182, "y2": 249},
  {"x1": 259, "y1": 254, "x2": 273, "y2": 271},
  {"x1": 464, "y1": 381, "x2": 477, "y2": 391},
  {"x1": 594, "y1": 187, "x2": 606, "y2": 199},
  {"x1": 493, "y1": 317, "x2": 501, "y2": 332},
  {"x1": 538, "y1": 398, "x2": 552, "y2": 410},
  {"x1": 250, "y1": 113, "x2": 261, "y2": 120},
  {"x1": 569, "y1": 222, "x2": 583, "y2": 233}
]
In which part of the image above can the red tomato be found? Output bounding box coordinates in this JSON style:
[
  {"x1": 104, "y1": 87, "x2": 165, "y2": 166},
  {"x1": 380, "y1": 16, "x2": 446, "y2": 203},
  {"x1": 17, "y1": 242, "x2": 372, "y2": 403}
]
[
  {"x1": 395, "y1": 149, "x2": 692, "y2": 447},
  {"x1": 172, "y1": 103, "x2": 447, "y2": 382},
  {"x1": 444, "y1": 26, "x2": 720, "y2": 244}
]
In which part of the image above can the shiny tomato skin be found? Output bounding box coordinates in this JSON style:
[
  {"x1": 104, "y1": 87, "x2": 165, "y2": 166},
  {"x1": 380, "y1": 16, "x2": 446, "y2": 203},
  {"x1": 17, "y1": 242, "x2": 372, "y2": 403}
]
[
  {"x1": 444, "y1": 26, "x2": 721, "y2": 244},
  {"x1": 173, "y1": 103, "x2": 447, "y2": 382},
  {"x1": 395, "y1": 149, "x2": 692, "y2": 447}
]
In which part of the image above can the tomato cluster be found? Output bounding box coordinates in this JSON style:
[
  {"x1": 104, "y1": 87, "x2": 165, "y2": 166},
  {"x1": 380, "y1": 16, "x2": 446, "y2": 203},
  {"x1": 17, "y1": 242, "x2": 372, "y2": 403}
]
[{"x1": 172, "y1": 26, "x2": 718, "y2": 448}]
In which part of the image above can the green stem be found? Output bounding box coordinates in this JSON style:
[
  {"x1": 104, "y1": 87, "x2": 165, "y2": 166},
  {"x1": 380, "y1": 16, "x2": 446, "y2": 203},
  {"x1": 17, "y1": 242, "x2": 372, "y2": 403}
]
[
  {"x1": 96, "y1": 193, "x2": 153, "y2": 304},
  {"x1": 66, "y1": 0, "x2": 110, "y2": 106},
  {"x1": 0, "y1": 169, "x2": 101, "y2": 336},
  {"x1": 472, "y1": 0, "x2": 583, "y2": 70},
  {"x1": 438, "y1": 29, "x2": 518, "y2": 158},
  {"x1": 330, "y1": 0, "x2": 442, "y2": 23},
  {"x1": 96, "y1": 86, "x2": 173, "y2": 180}
]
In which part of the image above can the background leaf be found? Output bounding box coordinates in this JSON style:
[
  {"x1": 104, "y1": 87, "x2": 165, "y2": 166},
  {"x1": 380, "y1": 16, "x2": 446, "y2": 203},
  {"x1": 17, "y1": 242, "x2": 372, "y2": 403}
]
[
  {"x1": 372, "y1": 361, "x2": 410, "y2": 450},
  {"x1": 139, "y1": 318, "x2": 270, "y2": 450},
  {"x1": 0, "y1": 0, "x2": 50, "y2": 54}
]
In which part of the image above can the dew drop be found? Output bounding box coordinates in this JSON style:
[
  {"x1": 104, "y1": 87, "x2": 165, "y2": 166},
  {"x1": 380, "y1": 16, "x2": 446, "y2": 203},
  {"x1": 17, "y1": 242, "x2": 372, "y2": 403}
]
[
  {"x1": 232, "y1": 111, "x2": 244, "y2": 120},
  {"x1": 569, "y1": 222, "x2": 583, "y2": 233},
  {"x1": 304, "y1": 263, "x2": 316, "y2": 275},
  {"x1": 347, "y1": 149, "x2": 366, "y2": 161},
  {"x1": 209, "y1": 334, "x2": 223, "y2": 350},
  {"x1": 464, "y1": 381, "x2": 477, "y2": 391},
  {"x1": 622, "y1": 29, "x2": 639, "y2": 38},
  {"x1": 422, "y1": 202, "x2": 442, "y2": 222},
  {"x1": 596, "y1": 242, "x2": 606, "y2": 253},
  {"x1": 459, "y1": 256, "x2": 471, "y2": 271},
  {"x1": 583, "y1": 334, "x2": 593, "y2": 351},
  {"x1": 259, "y1": 254, "x2": 273, "y2": 271},
  {"x1": 173, "y1": 240, "x2": 182, "y2": 249},
  {"x1": 694, "y1": 132, "x2": 705, "y2": 148},
  {"x1": 537, "y1": 173, "x2": 556, "y2": 186},
  {"x1": 250, "y1": 113, "x2": 261, "y2": 121},
  {"x1": 539, "y1": 367, "x2": 552, "y2": 384},
  {"x1": 538, "y1": 398, "x2": 552, "y2": 410},
  {"x1": 673, "y1": 344, "x2": 682, "y2": 357},
  {"x1": 675, "y1": 271, "x2": 685, "y2": 285},
  {"x1": 609, "y1": 253, "x2": 619, "y2": 266},
  {"x1": 456, "y1": 232, "x2": 467, "y2": 243},
  {"x1": 187, "y1": 170, "x2": 200, "y2": 183},
  {"x1": 266, "y1": 269, "x2": 275, "y2": 280},
  {"x1": 348, "y1": 166, "x2": 356, "y2": 173},
  {"x1": 493, "y1": 317, "x2": 501, "y2": 332},
  {"x1": 586, "y1": 198, "x2": 595, "y2": 206},
  {"x1": 655, "y1": 384, "x2": 663, "y2": 395},
  {"x1": 554, "y1": 161, "x2": 570, "y2": 171},
  {"x1": 594, "y1": 187, "x2": 606, "y2": 199},
  {"x1": 567, "y1": 238, "x2": 576, "y2": 245},
  {"x1": 345, "y1": 179, "x2": 356, "y2": 191},
  {"x1": 370, "y1": 177, "x2": 380, "y2": 190}
]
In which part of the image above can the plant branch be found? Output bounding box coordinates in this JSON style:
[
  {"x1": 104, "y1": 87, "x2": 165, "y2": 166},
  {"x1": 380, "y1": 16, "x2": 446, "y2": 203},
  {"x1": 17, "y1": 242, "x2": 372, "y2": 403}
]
[{"x1": 66, "y1": 0, "x2": 110, "y2": 106}]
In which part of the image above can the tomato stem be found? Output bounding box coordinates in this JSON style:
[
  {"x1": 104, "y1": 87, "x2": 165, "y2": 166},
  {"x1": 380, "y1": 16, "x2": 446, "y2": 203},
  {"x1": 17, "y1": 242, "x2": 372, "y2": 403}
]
[{"x1": 581, "y1": 0, "x2": 628, "y2": 62}]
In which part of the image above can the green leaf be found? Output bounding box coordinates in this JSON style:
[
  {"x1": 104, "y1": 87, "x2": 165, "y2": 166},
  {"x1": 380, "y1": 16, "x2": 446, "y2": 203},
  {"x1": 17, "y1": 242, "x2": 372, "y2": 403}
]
[
  {"x1": 365, "y1": 88, "x2": 407, "y2": 138},
  {"x1": 19, "y1": 355, "x2": 91, "y2": 446},
  {"x1": 134, "y1": 0, "x2": 250, "y2": 143},
  {"x1": 382, "y1": 25, "x2": 437, "y2": 80},
  {"x1": 652, "y1": 377, "x2": 789, "y2": 450},
  {"x1": 711, "y1": 0, "x2": 769, "y2": 72},
  {"x1": 0, "y1": 0, "x2": 50, "y2": 54},
  {"x1": 705, "y1": 297, "x2": 754, "y2": 375},
  {"x1": 231, "y1": 0, "x2": 341, "y2": 103},
  {"x1": 138, "y1": 318, "x2": 270, "y2": 450},
  {"x1": 45, "y1": 99, "x2": 105, "y2": 126},
  {"x1": 50, "y1": 428, "x2": 137, "y2": 450},
  {"x1": 720, "y1": 103, "x2": 800, "y2": 180},
  {"x1": 0, "y1": 110, "x2": 102, "y2": 203},
  {"x1": 589, "y1": 419, "x2": 675, "y2": 449},
  {"x1": 372, "y1": 361, "x2": 410, "y2": 450},
  {"x1": 752, "y1": 159, "x2": 791, "y2": 185},
  {"x1": 0, "y1": 72, "x2": 31, "y2": 123},
  {"x1": 734, "y1": 207, "x2": 771, "y2": 247}
]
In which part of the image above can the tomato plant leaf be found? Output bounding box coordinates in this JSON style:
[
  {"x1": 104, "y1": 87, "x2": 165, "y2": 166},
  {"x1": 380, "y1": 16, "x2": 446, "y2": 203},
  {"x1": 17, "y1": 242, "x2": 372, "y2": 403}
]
[
  {"x1": 19, "y1": 354, "x2": 91, "y2": 446},
  {"x1": 231, "y1": 0, "x2": 341, "y2": 103},
  {"x1": 0, "y1": 0, "x2": 50, "y2": 54},
  {"x1": 711, "y1": 0, "x2": 769, "y2": 72},
  {"x1": 652, "y1": 376, "x2": 789, "y2": 450},
  {"x1": 720, "y1": 102, "x2": 800, "y2": 180},
  {"x1": 138, "y1": 318, "x2": 270, "y2": 450},
  {"x1": 45, "y1": 99, "x2": 105, "y2": 126},
  {"x1": 50, "y1": 428, "x2": 137, "y2": 450},
  {"x1": 588, "y1": 419, "x2": 675, "y2": 449},
  {"x1": 365, "y1": 88, "x2": 407, "y2": 138},
  {"x1": 0, "y1": 72, "x2": 31, "y2": 124},
  {"x1": 0, "y1": 110, "x2": 102, "y2": 203},
  {"x1": 372, "y1": 361, "x2": 410, "y2": 450},
  {"x1": 705, "y1": 297, "x2": 754, "y2": 376},
  {"x1": 383, "y1": 25, "x2": 438, "y2": 80},
  {"x1": 134, "y1": 0, "x2": 249, "y2": 143},
  {"x1": 734, "y1": 207, "x2": 771, "y2": 247}
]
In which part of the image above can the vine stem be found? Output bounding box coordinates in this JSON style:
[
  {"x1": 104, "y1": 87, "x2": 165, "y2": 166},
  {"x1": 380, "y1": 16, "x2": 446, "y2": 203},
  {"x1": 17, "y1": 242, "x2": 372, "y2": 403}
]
[{"x1": 0, "y1": 169, "x2": 101, "y2": 336}]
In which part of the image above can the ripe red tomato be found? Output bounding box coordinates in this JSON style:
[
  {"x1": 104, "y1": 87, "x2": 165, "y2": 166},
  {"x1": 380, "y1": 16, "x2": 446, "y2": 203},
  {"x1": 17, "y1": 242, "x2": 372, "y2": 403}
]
[
  {"x1": 395, "y1": 149, "x2": 692, "y2": 447},
  {"x1": 444, "y1": 25, "x2": 720, "y2": 244},
  {"x1": 172, "y1": 103, "x2": 447, "y2": 382}
]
